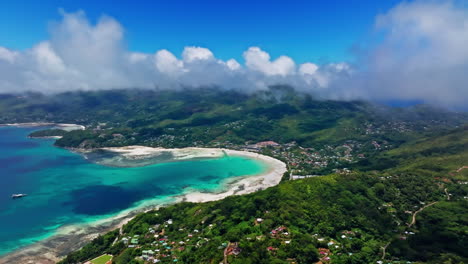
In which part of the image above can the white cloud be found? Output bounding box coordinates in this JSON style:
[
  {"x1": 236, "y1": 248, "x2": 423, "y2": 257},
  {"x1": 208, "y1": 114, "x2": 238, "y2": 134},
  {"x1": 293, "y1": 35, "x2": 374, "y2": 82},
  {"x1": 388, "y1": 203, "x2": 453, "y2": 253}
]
[
  {"x1": 243, "y1": 47, "x2": 296, "y2": 76},
  {"x1": 0, "y1": 47, "x2": 18, "y2": 63},
  {"x1": 128, "y1": 52, "x2": 149, "y2": 63},
  {"x1": 154, "y1": 49, "x2": 184, "y2": 75},
  {"x1": 335, "y1": 0, "x2": 468, "y2": 107},
  {"x1": 0, "y1": 11, "x2": 333, "y2": 94},
  {"x1": 226, "y1": 59, "x2": 241, "y2": 71},
  {"x1": 0, "y1": 2, "x2": 467, "y2": 108},
  {"x1": 182, "y1": 47, "x2": 214, "y2": 62},
  {"x1": 32, "y1": 42, "x2": 66, "y2": 74},
  {"x1": 299, "y1": 63, "x2": 318, "y2": 75}
]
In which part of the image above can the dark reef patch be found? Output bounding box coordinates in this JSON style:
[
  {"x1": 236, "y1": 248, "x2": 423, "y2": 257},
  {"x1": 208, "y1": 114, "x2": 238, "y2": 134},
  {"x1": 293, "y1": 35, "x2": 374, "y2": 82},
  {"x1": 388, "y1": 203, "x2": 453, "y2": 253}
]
[
  {"x1": 0, "y1": 141, "x2": 39, "y2": 149},
  {"x1": 64, "y1": 184, "x2": 172, "y2": 215},
  {"x1": 0, "y1": 156, "x2": 27, "y2": 167},
  {"x1": 199, "y1": 175, "x2": 218, "y2": 181},
  {"x1": 64, "y1": 185, "x2": 144, "y2": 215}
]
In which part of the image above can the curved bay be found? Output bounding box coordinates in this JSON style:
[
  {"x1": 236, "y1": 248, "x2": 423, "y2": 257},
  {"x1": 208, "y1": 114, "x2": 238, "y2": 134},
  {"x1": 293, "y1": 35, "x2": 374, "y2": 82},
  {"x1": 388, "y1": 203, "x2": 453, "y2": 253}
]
[{"x1": 0, "y1": 126, "x2": 267, "y2": 256}]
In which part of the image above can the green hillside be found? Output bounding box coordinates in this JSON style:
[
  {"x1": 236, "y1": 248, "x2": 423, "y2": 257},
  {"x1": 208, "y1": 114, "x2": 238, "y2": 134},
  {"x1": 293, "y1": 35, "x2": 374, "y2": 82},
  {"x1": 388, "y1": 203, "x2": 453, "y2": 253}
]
[
  {"x1": 354, "y1": 125, "x2": 468, "y2": 177},
  {"x1": 1, "y1": 88, "x2": 466, "y2": 150},
  {"x1": 2, "y1": 88, "x2": 467, "y2": 263},
  {"x1": 59, "y1": 124, "x2": 468, "y2": 264}
]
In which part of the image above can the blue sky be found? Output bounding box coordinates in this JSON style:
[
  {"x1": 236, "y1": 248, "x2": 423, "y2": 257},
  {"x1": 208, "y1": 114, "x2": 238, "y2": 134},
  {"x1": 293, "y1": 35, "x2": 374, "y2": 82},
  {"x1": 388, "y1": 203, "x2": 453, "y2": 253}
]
[{"x1": 0, "y1": 0, "x2": 402, "y2": 63}]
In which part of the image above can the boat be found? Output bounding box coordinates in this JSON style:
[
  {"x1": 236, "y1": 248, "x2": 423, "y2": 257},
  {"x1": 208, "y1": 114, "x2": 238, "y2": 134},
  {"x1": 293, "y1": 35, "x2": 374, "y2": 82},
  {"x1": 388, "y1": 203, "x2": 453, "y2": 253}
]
[{"x1": 11, "y1": 193, "x2": 27, "y2": 199}]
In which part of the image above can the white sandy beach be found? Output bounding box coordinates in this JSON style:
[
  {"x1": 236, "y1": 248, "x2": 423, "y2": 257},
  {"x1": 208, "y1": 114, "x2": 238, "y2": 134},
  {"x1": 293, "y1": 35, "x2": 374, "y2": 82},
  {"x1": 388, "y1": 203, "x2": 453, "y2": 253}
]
[
  {"x1": 180, "y1": 148, "x2": 286, "y2": 202},
  {"x1": 0, "y1": 145, "x2": 286, "y2": 264},
  {"x1": 1, "y1": 122, "x2": 86, "y2": 131}
]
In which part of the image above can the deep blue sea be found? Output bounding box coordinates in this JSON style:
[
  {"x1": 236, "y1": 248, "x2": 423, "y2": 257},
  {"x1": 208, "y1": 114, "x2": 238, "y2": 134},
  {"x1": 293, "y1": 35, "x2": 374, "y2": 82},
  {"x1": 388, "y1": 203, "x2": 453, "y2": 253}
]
[{"x1": 0, "y1": 126, "x2": 267, "y2": 256}]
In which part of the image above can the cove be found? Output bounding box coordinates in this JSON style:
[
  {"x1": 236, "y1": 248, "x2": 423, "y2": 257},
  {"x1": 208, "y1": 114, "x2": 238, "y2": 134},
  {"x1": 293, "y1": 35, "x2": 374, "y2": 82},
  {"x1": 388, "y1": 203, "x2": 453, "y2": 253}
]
[{"x1": 0, "y1": 126, "x2": 268, "y2": 256}]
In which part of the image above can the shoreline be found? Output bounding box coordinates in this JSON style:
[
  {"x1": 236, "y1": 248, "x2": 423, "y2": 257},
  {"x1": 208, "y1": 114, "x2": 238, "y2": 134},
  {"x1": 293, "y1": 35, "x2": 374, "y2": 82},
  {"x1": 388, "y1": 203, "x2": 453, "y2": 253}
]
[
  {"x1": 0, "y1": 145, "x2": 286, "y2": 264},
  {"x1": 0, "y1": 122, "x2": 86, "y2": 131}
]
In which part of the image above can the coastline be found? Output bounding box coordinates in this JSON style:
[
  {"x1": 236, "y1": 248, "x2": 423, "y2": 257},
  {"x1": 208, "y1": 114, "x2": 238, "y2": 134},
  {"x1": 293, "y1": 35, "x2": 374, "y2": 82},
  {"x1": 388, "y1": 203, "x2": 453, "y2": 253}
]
[
  {"x1": 177, "y1": 148, "x2": 286, "y2": 202},
  {"x1": 0, "y1": 145, "x2": 286, "y2": 264},
  {"x1": 0, "y1": 122, "x2": 86, "y2": 131}
]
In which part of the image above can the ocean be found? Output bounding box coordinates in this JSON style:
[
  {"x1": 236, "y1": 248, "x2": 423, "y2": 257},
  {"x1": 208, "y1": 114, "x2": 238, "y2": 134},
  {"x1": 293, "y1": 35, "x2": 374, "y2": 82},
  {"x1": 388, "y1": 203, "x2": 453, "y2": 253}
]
[{"x1": 0, "y1": 126, "x2": 267, "y2": 256}]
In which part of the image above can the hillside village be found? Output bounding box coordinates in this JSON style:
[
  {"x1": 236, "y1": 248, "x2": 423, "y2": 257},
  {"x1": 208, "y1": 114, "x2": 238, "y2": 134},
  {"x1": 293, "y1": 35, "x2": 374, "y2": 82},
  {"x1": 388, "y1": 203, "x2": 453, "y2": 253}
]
[
  {"x1": 78, "y1": 167, "x2": 468, "y2": 264},
  {"x1": 85, "y1": 206, "x2": 427, "y2": 264}
]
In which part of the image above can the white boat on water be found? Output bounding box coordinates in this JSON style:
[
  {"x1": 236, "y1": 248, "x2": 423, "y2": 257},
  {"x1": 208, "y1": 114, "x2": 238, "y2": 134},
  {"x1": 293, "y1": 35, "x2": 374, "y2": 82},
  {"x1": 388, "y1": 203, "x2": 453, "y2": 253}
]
[{"x1": 11, "y1": 193, "x2": 27, "y2": 199}]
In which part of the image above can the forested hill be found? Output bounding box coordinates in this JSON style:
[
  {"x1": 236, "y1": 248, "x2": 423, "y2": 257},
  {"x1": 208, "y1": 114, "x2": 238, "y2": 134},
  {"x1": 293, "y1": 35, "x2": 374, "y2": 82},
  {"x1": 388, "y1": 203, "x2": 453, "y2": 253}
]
[
  {"x1": 0, "y1": 88, "x2": 467, "y2": 149},
  {"x1": 60, "y1": 125, "x2": 468, "y2": 264},
  {"x1": 1, "y1": 87, "x2": 467, "y2": 263}
]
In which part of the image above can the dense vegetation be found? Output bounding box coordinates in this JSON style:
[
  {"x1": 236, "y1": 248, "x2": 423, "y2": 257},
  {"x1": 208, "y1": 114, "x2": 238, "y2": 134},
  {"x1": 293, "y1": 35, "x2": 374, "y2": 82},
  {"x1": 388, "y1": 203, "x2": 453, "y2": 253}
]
[
  {"x1": 1, "y1": 88, "x2": 467, "y2": 263},
  {"x1": 1, "y1": 87, "x2": 466, "y2": 150},
  {"x1": 28, "y1": 128, "x2": 69, "y2": 138},
  {"x1": 58, "y1": 126, "x2": 468, "y2": 264},
  {"x1": 59, "y1": 230, "x2": 120, "y2": 264}
]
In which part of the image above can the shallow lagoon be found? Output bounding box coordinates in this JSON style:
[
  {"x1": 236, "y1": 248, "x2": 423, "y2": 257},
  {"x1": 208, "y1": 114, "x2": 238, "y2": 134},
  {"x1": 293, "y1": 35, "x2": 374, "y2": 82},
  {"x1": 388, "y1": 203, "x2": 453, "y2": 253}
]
[{"x1": 0, "y1": 126, "x2": 267, "y2": 255}]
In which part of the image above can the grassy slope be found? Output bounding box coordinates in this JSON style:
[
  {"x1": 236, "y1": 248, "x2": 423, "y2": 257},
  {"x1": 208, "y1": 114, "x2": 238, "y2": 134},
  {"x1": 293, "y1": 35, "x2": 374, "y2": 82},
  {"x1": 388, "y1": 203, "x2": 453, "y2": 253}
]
[
  {"x1": 358, "y1": 125, "x2": 468, "y2": 177},
  {"x1": 91, "y1": 254, "x2": 113, "y2": 264}
]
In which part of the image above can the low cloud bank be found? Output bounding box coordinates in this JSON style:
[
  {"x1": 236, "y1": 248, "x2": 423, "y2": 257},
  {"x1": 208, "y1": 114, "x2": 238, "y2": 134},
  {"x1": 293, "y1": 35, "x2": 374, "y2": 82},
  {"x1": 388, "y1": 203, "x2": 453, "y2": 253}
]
[
  {"x1": 337, "y1": 0, "x2": 468, "y2": 108},
  {"x1": 0, "y1": 1, "x2": 467, "y2": 108}
]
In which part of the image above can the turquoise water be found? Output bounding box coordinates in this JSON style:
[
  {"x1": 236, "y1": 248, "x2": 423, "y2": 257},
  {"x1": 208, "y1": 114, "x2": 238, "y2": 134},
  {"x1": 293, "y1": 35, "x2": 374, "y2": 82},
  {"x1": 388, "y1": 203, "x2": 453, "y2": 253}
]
[{"x1": 0, "y1": 126, "x2": 268, "y2": 256}]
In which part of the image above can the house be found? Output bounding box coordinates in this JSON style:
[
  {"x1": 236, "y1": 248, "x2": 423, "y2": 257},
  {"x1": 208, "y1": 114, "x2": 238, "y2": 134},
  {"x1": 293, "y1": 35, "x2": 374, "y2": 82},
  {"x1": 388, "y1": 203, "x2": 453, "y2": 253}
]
[
  {"x1": 232, "y1": 247, "x2": 241, "y2": 255},
  {"x1": 271, "y1": 226, "x2": 289, "y2": 238},
  {"x1": 141, "y1": 250, "x2": 151, "y2": 260},
  {"x1": 255, "y1": 141, "x2": 280, "y2": 148},
  {"x1": 112, "y1": 133, "x2": 124, "y2": 138},
  {"x1": 267, "y1": 246, "x2": 278, "y2": 251},
  {"x1": 291, "y1": 175, "x2": 318, "y2": 180},
  {"x1": 225, "y1": 242, "x2": 242, "y2": 256},
  {"x1": 243, "y1": 146, "x2": 261, "y2": 152},
  {"x1": 245, "y1": 145, "x2": 261, "y2": 150}
]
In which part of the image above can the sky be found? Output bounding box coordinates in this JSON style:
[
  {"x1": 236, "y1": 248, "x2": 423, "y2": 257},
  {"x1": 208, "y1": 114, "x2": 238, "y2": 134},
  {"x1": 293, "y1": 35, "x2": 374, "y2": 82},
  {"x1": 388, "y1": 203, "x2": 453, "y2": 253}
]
[
  {"x1": 0, "y1": 0, "x2": 402, "y2": 63},
  {"x1": 0, "y1": 0, "x2": 468, "y2": 108}
]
